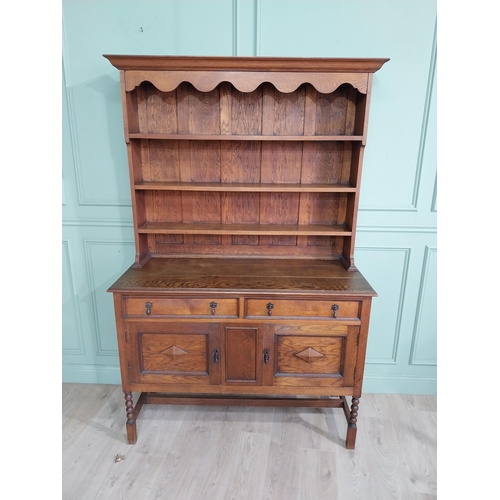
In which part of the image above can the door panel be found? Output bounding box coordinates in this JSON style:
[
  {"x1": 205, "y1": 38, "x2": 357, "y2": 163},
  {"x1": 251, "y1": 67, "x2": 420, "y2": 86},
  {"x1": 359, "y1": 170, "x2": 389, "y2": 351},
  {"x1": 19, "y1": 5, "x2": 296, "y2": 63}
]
[
  {"x1": 266, "y1": 323, "x2": 360, "y2": 389},
  {"x1": 276, "y1": 336, "x2": 343, "y2": 375},
  {"x1": 140, "y1": 333, "x2": 207, "y2": 374},
  {"x1": 127, "y1": 321, "x2": 221, "y2": 385},
  {"x1": 223, "y1": 325, "x2": 263, "y2": 385}
]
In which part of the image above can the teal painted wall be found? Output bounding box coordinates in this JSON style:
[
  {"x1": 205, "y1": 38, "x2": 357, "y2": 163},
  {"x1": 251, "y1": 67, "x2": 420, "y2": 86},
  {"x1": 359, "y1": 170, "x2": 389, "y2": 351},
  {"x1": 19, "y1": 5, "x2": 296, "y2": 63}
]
[{"x1": 62, "y1": 0, "x2": 437, "y2": 394}]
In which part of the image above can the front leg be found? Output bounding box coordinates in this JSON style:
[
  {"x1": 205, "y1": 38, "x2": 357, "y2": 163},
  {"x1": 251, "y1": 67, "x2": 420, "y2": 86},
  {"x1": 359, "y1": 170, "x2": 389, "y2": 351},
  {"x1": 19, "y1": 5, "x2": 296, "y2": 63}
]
[
  {"x1": 346, "y1": 397, "x2": 360, "y2": 449},
  {"x1": 124, "y1": 392, "x2": 137, "y2": 444}
]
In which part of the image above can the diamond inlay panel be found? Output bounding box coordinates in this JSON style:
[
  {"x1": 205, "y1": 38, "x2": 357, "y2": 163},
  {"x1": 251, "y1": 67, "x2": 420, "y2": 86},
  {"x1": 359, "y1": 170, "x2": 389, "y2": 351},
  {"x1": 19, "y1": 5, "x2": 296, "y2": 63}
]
[
  {"x1": 276, "y1": 335, "x2": 343, "y2": 375},
  {"x1": 295, "y1": 347, "x2": 325, "y2": 363},
  {"x1": 161, "y1": 345, "x2": 188, "y2": 361},
  {"x1": 140, "y1": 332, "x2": 208, "y2": 373}
]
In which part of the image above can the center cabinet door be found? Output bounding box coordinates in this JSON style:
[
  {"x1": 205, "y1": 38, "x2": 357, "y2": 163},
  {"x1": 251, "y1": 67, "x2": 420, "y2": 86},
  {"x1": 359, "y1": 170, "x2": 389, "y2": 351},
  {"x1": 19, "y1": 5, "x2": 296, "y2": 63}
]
[
  {"x1": 223, "y1": 325, "x2": 266, "y2": 385},
  {"x1": 126, "y1": 322, "x2": 221, "y2": 386}
]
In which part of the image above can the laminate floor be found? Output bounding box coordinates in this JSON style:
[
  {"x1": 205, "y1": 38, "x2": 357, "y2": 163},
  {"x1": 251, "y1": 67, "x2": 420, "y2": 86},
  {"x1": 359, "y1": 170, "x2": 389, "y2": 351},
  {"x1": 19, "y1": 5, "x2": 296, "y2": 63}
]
[{"x1": 62, "y1": 384, "x2": 437, "y2": 499}]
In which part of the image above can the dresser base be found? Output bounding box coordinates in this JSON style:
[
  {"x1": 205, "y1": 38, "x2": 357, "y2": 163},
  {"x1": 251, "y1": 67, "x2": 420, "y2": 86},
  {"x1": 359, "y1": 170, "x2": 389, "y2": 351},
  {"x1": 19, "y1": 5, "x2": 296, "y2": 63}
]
[{"x1": 124, "y1": 391, "x2": 359, "y2": 449}]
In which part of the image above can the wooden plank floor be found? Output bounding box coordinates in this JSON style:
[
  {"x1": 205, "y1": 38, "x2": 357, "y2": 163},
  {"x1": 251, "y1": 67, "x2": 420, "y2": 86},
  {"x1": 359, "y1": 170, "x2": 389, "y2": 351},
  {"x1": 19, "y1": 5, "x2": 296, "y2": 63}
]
[{"x1": 62, "y1": 384, "x2": 437, "y2": 499}]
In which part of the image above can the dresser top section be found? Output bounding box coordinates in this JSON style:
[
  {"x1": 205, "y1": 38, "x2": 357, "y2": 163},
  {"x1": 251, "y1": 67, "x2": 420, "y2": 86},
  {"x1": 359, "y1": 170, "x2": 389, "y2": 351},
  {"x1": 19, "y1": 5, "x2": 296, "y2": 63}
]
[
  {"x1": 108, "y1": 258, "x2": 377, "y2": 296},
  {"x1": 103, "y1": 55, "x2": 389, "y2": 73}
]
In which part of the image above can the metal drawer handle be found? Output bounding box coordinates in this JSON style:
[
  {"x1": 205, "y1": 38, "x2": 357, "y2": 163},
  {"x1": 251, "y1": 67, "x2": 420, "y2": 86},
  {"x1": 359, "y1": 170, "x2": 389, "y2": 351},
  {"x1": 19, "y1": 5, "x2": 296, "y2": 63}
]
[
  {"x1": 214, "y1": 348, "x2": 220, "y2": 363},
  {"x1": 331, "y1": 304, "x2": 339, "y2": 318},
  {"x1": 210, "y1": 301, "x2": 217, "y2": 315},
  {"x1": 266, "y1": 302, "x2": 274, "y2": 316},
  {"x1": 264, "y1": 349, "x2": 270, "y2": 364},
  {"x1": 145, "y1": 301, "x2": 153, "y2": 315}
]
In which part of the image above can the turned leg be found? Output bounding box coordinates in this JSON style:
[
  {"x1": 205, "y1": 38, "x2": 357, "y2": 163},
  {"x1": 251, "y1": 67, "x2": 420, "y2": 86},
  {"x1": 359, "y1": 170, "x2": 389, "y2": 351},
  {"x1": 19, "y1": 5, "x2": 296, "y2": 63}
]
[
  {"x1": 346, "y1": 397, "x2": 360, "y2": 450},
  {"x1": 124, "y1": 392, "x2": 137, "y2": 444}
]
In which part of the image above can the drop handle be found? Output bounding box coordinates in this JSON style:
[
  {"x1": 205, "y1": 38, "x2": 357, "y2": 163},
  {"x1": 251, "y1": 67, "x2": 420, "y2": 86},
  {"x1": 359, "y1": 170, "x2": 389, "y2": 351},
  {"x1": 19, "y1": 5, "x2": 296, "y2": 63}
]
[
  {"x1": 214, "y1": 348, "x2": 220, "y2": 363},
  {"x1": 210, "y1": 301, "x2": 217, "y2": 315},
  {"x1": 263, "y1": 349, "x2": 270, "y2": 364},
  {"x1": 145, "y1": 301, "x2": 153, "y2": 315},
  {"x1": 266, "y1": 302, "x2": 274, "y2": 316},
  {"x1": 331, "y1": 304, "x2": 339, "y2": 318}
]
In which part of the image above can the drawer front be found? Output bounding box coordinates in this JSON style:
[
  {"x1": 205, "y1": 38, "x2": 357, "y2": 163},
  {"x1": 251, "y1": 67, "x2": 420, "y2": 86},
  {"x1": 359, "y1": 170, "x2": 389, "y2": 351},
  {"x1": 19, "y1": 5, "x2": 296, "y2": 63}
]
[
  {"x1": 245, "y1": 298, "x2": 360, "y2": 320},
  {"x1": 124, "y1": 297, "x2": 239, "y2": 318}
]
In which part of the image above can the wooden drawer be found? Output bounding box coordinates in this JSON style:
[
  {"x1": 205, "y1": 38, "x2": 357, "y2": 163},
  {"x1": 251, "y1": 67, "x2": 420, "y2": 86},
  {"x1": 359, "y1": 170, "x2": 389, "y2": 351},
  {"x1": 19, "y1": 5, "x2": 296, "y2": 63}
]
[
  {"x1": 124, "y1": 297, "x2": 239, "y2": 318},
  {"x1": 245, "y1": 298, "x2": 360, "y2": 320}
]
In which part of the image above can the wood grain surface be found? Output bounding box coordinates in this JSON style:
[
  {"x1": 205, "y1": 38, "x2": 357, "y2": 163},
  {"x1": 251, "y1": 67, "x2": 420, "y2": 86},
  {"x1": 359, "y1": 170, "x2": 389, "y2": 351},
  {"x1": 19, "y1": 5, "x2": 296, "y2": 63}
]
[{"x1": 107, "y1": 257, "x2": 377, "y2": 295}]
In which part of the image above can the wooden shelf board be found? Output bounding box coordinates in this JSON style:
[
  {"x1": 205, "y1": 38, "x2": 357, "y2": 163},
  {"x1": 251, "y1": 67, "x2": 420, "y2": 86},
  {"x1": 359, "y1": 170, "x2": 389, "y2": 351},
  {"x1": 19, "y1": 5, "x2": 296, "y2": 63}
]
[
  {"x1": 138, "y1": 222, "x2": 352, "y2": 236},
  {"x1": 128, "y1": 133, "x2": 363, "y2": 142},
  {"x1": 134, "y1": 182, "x2": 357, "y2": 193}
]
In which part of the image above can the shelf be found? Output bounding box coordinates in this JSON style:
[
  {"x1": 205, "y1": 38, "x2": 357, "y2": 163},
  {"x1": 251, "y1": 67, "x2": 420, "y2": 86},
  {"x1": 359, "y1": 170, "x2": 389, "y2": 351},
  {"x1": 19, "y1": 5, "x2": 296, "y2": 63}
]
[
  {"x1": 128, "y1": 133, "x2": 364, "y2": 142},
  {"x1": 138, "y1": 222, "x2": 352, "y2": 236},
  {"x1": 134, "y1": 182, "x2": 357, "y2": 193},
  {"x1": 105, "y1": 55, "x2": 388, "y2": 265}
]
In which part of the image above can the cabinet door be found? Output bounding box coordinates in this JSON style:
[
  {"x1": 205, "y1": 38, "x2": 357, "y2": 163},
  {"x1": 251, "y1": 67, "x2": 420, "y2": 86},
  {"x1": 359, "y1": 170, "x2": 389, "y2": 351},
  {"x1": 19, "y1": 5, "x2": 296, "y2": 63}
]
[
  {"x1": 264, "y1": 323, "x2": 359, "y2": 390},
  {"x1": 126, "y1": 322, "x2": 221, "y2": 386},
  {"x1": 223, "y1": 325, "x2": 264, "y2": 386}
]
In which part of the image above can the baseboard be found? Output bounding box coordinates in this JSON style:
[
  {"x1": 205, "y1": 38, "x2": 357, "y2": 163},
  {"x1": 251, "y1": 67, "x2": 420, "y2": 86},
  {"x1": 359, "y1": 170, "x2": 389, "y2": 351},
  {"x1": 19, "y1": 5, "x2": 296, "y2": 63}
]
[
  {"x1": 362, "y1": 374, "x2": 437, "y2": 395},
  {"x1": 62, "y1": 364, "x2": 121, "y2": 384}
]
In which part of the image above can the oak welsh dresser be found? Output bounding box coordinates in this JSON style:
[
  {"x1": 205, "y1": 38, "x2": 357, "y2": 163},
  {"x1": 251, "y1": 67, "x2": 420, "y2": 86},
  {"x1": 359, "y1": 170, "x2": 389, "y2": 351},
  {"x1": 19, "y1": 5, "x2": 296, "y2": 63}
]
[{"x1": 105, "y1": 55, "x2": 388, "y2": 449}]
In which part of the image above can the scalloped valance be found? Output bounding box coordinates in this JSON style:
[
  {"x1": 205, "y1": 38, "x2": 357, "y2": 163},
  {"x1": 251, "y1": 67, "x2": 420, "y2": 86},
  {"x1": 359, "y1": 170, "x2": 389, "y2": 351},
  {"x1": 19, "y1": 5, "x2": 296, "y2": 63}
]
[
  {"x1": 124, "y1": 70, "x2": 369, "y2": 94},
  {"x1": 104, "y1": 55, "x2": 389, "y2": 95}
]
